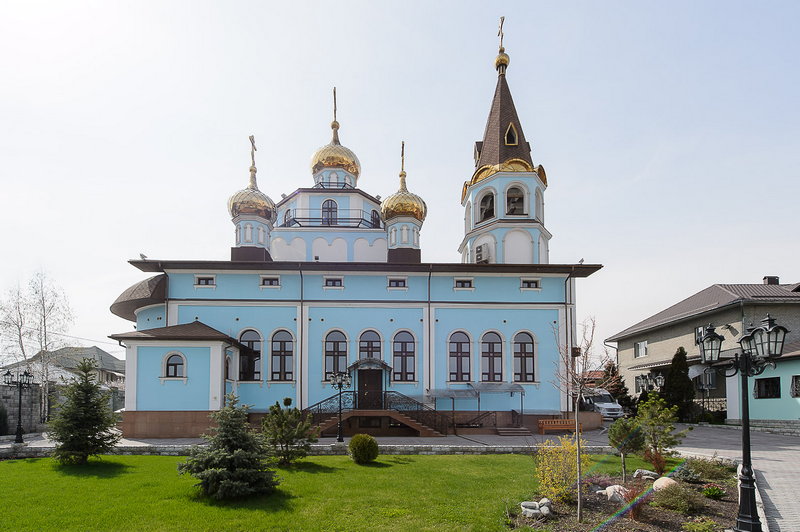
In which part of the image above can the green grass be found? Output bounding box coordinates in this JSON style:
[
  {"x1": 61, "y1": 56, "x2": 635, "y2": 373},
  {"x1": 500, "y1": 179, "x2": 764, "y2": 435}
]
[{"x1": 0, "y1": 453, "x2": 683, "y2": 531}]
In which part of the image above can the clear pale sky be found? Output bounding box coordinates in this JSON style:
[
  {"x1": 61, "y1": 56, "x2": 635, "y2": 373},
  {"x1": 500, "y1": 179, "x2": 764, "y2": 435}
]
[{"x1": 2, "y1": 1, "x2": 798, "y2": 361}]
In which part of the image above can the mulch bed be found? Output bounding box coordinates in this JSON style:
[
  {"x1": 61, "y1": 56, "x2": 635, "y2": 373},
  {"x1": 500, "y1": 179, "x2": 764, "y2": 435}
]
[{"x1": 510, "y1": 476, "x2": 739, "y2": 531}]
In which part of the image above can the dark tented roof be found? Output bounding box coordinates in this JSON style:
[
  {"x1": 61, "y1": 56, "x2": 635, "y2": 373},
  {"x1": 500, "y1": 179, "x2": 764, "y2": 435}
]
[
  {"x1": 608, "y1": 282, "x2": 800, "y2": 342},
  {"x1": 110, "y1": 274, "x2": 167, "y2": 322},
  {"x1": 474, "y1": 72, "x2": 534, "y2": 170}
]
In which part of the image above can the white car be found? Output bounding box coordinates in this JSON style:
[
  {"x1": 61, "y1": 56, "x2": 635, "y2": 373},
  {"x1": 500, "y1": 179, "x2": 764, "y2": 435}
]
[{"x1": 582, "y1": 389, "x2": 625, "y2": 420}]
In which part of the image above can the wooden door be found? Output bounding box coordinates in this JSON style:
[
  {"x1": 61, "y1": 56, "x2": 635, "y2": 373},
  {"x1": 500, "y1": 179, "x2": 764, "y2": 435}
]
[{"x1": 358, "y1": 369, "x2": 383, "y2": 409}]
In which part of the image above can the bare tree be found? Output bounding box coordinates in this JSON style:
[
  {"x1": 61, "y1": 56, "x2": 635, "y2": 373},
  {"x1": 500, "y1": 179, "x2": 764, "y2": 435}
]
[
  {"x1": 550, "y1": 316, "x2": 611, "y2": 522},
  {"x1": 0, "y1": 271, "x2": 73, "y2": 421}
]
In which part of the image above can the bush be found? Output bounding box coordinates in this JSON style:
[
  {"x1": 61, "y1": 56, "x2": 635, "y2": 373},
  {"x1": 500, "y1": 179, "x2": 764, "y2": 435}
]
[
  {"x1": 643, "y1": 448, "x2": 667, "y2": 475},
  {"x1": 681, "y1": 517, "x2": 719, "y2": 532},
  {"x1": 622, "y1": 479, "x2": 651, "y2": 522},
  {"x1": 0, "y1": 402, "x2": 8, "y2": 436},
  {"x1": 583, "y1": 473, "x2": 614, "y2": 489},
  {"x1": 636, "y1": 396, "x2": 690, "y2": 474},
  {"x1": 261, "y1": 397, "x2": 318, "y2": 465},
  {"x1": 608, "y1": 417, "x2": 644, "y2": 482},
  {"x1": 534, "y1": 435, "x2": 592, "y2": 503},
  {"x1": 686, "y1": 456, "x2": 736, "y2": 481},
  {"x1": 348, "y1": 434, "x2": 379, "y2": 464},
  {"x1": 178, "y1": 393, "x2": 278, "y2": 499},
  {"x1": 48, "y1": 358, "x2": 120, "y2": 464},
  {"x1": 701, "y1": 483, "x2": 726, "y2": 500},
  {"x1": 650, "y1": 483, "x2": 704, "y2": 514},
  {"x1": 672, "y1": 463, "x2": 702, "y2": 483}
]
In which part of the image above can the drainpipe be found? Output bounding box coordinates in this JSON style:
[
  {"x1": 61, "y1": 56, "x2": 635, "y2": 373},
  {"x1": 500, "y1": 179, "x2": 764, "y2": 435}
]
[
  {"x1": 427, "y1": 267, "x2": 433, "y2": 400},
  {"x1": 563, "y1": 269, "x2": 574, "y2": 414}
]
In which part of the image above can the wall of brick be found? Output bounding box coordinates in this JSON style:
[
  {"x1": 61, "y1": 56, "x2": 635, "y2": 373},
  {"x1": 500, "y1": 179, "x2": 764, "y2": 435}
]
[{"x1": 0, "y1": 383, "x2": 42, "y2": 436}]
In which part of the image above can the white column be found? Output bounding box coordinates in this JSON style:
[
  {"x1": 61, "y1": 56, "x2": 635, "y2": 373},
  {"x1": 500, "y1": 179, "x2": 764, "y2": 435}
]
[
  {"x1": 125, "y1": 345, "x2": 138, "y2": 411},
  {"x1": 209, "y1": 343, "x2": 224, "y2": 410}
]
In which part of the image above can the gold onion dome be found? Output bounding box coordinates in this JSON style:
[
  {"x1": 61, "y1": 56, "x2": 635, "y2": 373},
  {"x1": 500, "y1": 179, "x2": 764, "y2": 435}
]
[
  {"x1": 228, "y1": 136, "x2": 276, "y2": 221},
  {"x1": 310, "y1": 120, "x2": 361, "y2": 179},
  {"x1": 495, "y1": 46, "x2": 510, "y2": 71},
  {"x1": 381, "y1": 144, "x2": 427, "y2": 223}
]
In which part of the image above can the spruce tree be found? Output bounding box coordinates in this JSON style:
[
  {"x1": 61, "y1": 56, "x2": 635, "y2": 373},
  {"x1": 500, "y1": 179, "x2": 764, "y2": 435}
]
[
  {"x1": 663, "y1": 347, "x2": 696, "y2": 421},
  {"x1": 49, "y1": 358, "x2": 121, "y2": 464},
  {"x1": 178, "y1": 393, "x2": 278, "y2": 499},
  {"x1": 600, "y1": 362, "x2": 634, "y2": 411},
  {"x1": 262, "y1": 397, "x2": 318, "y2": 465},
  {"x1": 607, "y1": 417, "x2": 644, "y2": 483},
  {"x1": 635, "y1": 395, "x2": 690, "y2": 474}
]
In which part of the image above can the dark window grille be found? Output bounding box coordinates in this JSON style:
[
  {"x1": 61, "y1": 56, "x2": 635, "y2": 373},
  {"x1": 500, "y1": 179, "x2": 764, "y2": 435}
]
[
  {"x1": 239, "y1": 329, "x2": 262, "y2": 381},
  {"x1": 166, "y1": 354, "x2": 184, "y2": 377},
  {"x1": 359, "y1": 330, "x2": 381, "y2": 359},
  {"x1": 371, "y1": 210, "x2": 381, "y2": 228},
  {"x1": 506, "y1": 186, "x2": 525, "y2": 215},
  {"x1": 449, "y1": 331, "x2": 470, "y2": 381},
  {"x1": 754, "y1": 377, "x2": 781, "y2": 399},
  {"x1": 388, "y1": 278, "x2": 407, "y2": 288},
  {"x1": 261, "y1": 277, "x2": 279, "y2": 286},
  {"x1": 322, "y1": 199, "x2": 338, "y2": 225},
  {"x1": 393, "y1": 331, "x2": 415, "y2": 381},
  {"x1": 271, "y1": 330, "x2": 293, "y2": 381},
  {"x1": 481, "y1": 332, "x2": 503, "y2": 381},
  {"x1": 513, "y1": 332, "x2": 535, "y2": 382},
  {"x1": 324, "y1": 331, "x2": 347, "y2": 380},
  {"x1": 521, "y1": 279, "x2": 539, "y2": 289},
  {"x1": 196, "y1": 277, "x2": 215, "y2": 286},
  {"x1": 325, "y1": 278, "x2": 343, "y2": 287},
  {"x1": 479, "y1": 194, "x2": 495, "y2": 221},
  {"x1": 455, "y1": 279, "x2": 473, "y2": 289}
]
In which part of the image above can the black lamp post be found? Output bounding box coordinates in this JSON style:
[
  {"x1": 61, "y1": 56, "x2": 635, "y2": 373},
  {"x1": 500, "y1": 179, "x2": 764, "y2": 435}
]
[
  {"x1": 701, "y1": 315, "x2": 788, "y2": 532},
  {"x1": 3, "y1": 369, "x2": 34, "y2": 444},
  {"x1": 328, "y1": 371, "x2": 351, "y2": 443},
  {"x1": 645, "y1": 373, "x2": 665, "y2": 392}
]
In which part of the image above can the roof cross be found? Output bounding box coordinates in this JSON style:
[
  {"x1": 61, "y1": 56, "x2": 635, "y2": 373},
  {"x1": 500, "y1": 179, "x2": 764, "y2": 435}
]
[{"x1": 498, "y1": 16, "x2": 505, "y2": 50}]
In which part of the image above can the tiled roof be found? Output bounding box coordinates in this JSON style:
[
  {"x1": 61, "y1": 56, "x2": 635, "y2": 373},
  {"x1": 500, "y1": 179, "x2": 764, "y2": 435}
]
[
  {"x1": 3, "y1": 346, "x2": 124, "y2": 373},
  {"x1": 474, "y1": 73, "x2": 534, "y2": 169},
  {"x1": 110, "y1": 321, "x2": 244, "y2": 349},
  {"x1": 110, "y1": 274, "x2": 167, "y2": 321},
  {"x1": 607, "y1": 283, "x2": 800, "y2": 342}
]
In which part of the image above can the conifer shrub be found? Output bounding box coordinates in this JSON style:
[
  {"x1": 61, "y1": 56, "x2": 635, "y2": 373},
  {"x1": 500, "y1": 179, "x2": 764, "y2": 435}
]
[
  {"x1": 48, "y1": 358, "x2": 120, "y2": 464},
  {"x1": 681, "y1": 517, "x2": 719, "y2": 532},
  {"x1": 262, "y1": 397, "x2": 318, "y2": 465},
  {"x1": 650, "y1": 483, "x2": 703, "y2": 514},
  {"x1": 673, "y1": 463, "x2": 702, "y2": 483},
  {"x1": 608, "y1": 417, "x2": 644, "y2": 482},
  {"x1": 0, "y1": 402, "x2": 8, "y2": 436},
  {"x1": 178, "y1": 393, "x2": 278, "y2": 499},
  {"x1": 635, "y1": 396, "x2": 690, "y2": 474},
  {"x1": 533, "y1": 435, "x2": 591, "y2": 503},
  {"x1": 701, "y1": 483, "x2": 726, "y2": 500},
  {"x1": 348, "y1": 433, "x2": 379, "y2": 464},
  {"x1": 686, "y1": 455, "x2": 737, "y2": 481}
]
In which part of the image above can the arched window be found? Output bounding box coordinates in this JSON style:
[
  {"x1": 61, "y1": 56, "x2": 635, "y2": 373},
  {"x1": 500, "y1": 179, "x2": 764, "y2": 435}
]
[
  {"x1": 224, "y1": 356, "x2": 231, "y2": 380},
  {"x1": 481, "y1": 332, "x2": 503, "y2": 382},
  {"x1": 165, "y1": 353, "x2": 184, "y2": 378},
  {"x1": 505, "y1": 123, "x2": 518, "y2": 146},
  {"x1": 478, "y1": 193, "x2": 495, "y2": 222},
  {"x1": 271, "y1": 330, "x2": 294, "y2": 381},
  {"x1": 513, "y1": 332, "x2": 535, "y2": 382},
  {"x1": 535, "y1": 189, "x2": 544, "y2": 222},
  {"x1": 506, "y1": 186, "x2": 525, "y2": 215},
  {"x1": 324, "y1": 331, "x2": 347, "y2": 380},
  {"x1": 392, "y1": 331, "x2": 415, "y2": 381},
  {"x1": 371, "y1": 210, "x2": 381, "y2": 228},
  {"x1": 322, "y1": 199, "x2": 338, "y2": 225},
  {"x1": 359, "y1": 330, "x2": 381, "y2": 359},
  {"x1": 283, "y1": 209, "x2": 292, "y2": 226},
  {"x1": 448, "y1": 331, "x2": 470, "y2": 382},
  {"x1": 239, "y1": 329, "x2": 262, "y2": 381}
]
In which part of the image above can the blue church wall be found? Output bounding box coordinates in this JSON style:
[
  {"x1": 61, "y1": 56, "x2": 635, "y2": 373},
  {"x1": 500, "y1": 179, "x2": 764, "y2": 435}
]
[
  {"x1": 175, "y1": 304, "x2": 299, "y2": 342},
  {"x1": 308, "y1": 193, "x2": 351, "y2": 212},
  {"x1": 235, "y1": 382, "x2": 297, "y2": 411},
  {"x1": 168, "y1": 273, "x2": 302, "y2": 301},
  {"x1": 465, "y1": 173, "x2": 544, "y2": 221},
  {"x1": 136, "y1": 305, "x2": 166, "y2": 330},
  {"x1": 429, "y1": 274, "x2": 563, "y2": 303},
  {"x1": 301, "y1": 274, "x2": 428, "y2": 302},
  {"x1": 136, "y1": 346, "x2": 210, "y2": 411},
  {"x1": 464, "y1": 227, "x2": 544, "y2": 264}
]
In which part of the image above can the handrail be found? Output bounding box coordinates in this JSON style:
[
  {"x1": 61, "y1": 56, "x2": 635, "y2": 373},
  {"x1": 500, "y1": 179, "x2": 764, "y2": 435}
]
[
  {"x1": 455, "y1": 410, "x2": 496, "y2": 428},
  {"x1": 511, "y1": 409, "x2": 521, "y2": 428},
  {"x1": 280, "y1": 208, "x2": 383, "y2": 229},
  {"x1": 303, "y1": 391, "x2": 355, "y2": 425}
]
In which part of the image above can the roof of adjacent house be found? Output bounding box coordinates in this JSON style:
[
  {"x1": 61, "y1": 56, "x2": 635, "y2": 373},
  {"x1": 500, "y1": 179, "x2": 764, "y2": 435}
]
[
  {"x1": 3, "y1": 346, "x2": 125, "y2": 373},
  {"x1": 607, "y1": 282, "x2": 800, "y2": 342},
  {"x1": 109, "y1": 321, "x2": 247, "y2": 350}
]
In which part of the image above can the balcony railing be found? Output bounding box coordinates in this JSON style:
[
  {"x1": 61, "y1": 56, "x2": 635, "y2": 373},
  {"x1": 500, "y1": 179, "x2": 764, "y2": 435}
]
[{"x1": 279, "y1": 208, "x2": 383, "y2": 229}]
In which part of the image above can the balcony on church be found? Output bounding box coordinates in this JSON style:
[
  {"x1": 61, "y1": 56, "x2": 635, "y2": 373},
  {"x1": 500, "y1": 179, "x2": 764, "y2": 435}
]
[{"x1": 280, "y1": 208, "x2": 383, "y2": 229}]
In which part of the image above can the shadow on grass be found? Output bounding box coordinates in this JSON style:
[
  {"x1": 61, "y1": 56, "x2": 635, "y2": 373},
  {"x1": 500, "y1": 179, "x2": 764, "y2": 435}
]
[
  {"x1": 357, "y1": 461, "x2": 392, "y2": 468},
  {"x1": 386, "y1": 456, "x2": 415, "y2": 465},
  {"x1": 189, "y1": 487, "x2": 295, "y2": 512},
  {"x1": 53, "y1": 458, "x2": 133, "y2": 478},
  {"x1": 278, "y1": 461, "x2": 340, "y2": 474}
]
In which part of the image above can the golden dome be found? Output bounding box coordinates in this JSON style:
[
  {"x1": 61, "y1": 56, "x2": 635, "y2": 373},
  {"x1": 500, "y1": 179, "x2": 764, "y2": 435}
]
[
  {"x1": 310, "y1": 121, "x2": 361, "y2": 179},
  {"x1": 228, "y1": 167, "x2": 277, "y2": 222},
  {"x1": 381, "y1": 171, "x2": 427, "y2": 223},
  {"x1": 495, "y1": 46, "x2": 510, "y2": 71}
]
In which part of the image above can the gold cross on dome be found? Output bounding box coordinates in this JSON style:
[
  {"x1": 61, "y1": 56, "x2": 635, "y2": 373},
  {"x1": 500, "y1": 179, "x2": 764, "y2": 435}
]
[
  {"x1": 498, "y1": 16, "x2": 505, "y2": 49},
  {"x1": 249, "y1": 135, "x2": 257, "y2": 167}
]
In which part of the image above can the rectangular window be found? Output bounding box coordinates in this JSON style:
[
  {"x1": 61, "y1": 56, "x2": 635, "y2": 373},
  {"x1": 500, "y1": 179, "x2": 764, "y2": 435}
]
[
  {"x1": 454, "y1": 279, "x2": 473, "y2": 289},
  {"x1": 388, "y1": 278, "x2": 407, "y2": 288},
  {"x1": 520, "y1": 278, "x2": 540, "y2": 289},
  {"x1": 261, "y1": 276, "x2": 280, "y2": 287},
  {"x1": 634, "y1": 375, "x2": 646, "y2": 393},
  {"x1": 634, "y1": 341, "x2": 648, "y2": 358},
  {"x1": 195, "y1": 276, "x2": 215, "y2": 286},
  {"x1": 791, "y1": 375, "x2": 800, "y2": 398},
  {"x1": 324, "y1": 277, "x2": 343, "y2": 288},
  {"x1": 754, "y1": 377, "x2": 781, "y2": 399}
]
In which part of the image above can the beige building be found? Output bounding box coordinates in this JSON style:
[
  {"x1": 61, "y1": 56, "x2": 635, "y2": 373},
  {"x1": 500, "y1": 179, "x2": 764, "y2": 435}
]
[{"x1": 607, "y1": 276, "x2": 800, "y2": 413}]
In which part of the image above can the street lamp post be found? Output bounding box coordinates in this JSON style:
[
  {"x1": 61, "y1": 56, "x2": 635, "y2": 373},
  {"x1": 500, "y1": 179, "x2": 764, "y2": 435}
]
[
  {"x1": 3, "y1": 369, "x2": 34, "y2": 444},
  {"x1": 328, "y1": 372, "x2": 351, "y2": 443},
  {"x1": 701, "y1": 315, "x2": 788, "y2": 532},
  {"x1": 645, "y1": 373, "x2": 665, "y2": 392}
]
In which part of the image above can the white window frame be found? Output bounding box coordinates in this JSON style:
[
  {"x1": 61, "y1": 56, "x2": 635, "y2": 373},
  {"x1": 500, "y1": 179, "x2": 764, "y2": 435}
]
[
  {"x1": 520, "y1": 278, "x2": 541, "y2": 291},
  {"x1": 634, "y1": 340, "x2": 648, "y2": 358},
  {"x1": 387, "y1": 276, "x2": 408, "y2": 291},
  {"x1": 260, "y1": 275, "x2": 281, "y2": 289},
  {"x1": 454, "y1": 278, "x2": 474, "y2": 291},
  {"x1": 194, "y1": 274, "x2": 216, "y2": 288},
  {"x1": 323, "y1": 276, "x2": 344, "y2": 290},
  {"x1": 160, "y1": 351, "x2": 188, "y2": 383}
]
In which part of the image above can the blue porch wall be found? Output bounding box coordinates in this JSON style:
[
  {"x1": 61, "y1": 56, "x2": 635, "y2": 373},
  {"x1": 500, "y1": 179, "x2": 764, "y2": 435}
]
[
  {"x1": 136, "y1": 346, "x2": 210, "y2": 411},
  {"x1": 743, "y1": 358, "x2": 800, "y2": 420},
  {"x1": 136, "y1": 305, "x2": 166, "y2": 331}
]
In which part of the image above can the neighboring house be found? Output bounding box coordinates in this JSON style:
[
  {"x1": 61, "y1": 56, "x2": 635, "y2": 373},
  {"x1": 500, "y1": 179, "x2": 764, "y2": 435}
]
[
  {"x1": 607, "y1": 276, "x2": 800, "y2": 419},
  {"x1": 109, "y1": 41, "x2": 601, "y2": 439},
  {"x1": 581, "y1": 370, "x2": 605, "y2": 388}
]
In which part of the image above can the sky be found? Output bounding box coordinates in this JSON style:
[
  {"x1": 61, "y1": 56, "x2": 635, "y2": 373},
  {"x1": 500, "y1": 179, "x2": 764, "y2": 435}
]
[{"x1": 1, "y1": 1, "x2": 799, "y2": 363}]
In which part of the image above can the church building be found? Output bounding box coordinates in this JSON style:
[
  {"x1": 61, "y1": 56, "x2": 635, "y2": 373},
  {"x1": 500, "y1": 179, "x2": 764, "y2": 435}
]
[{"x1": 110, "y1": 35, "x2": 601, "y2": 438}]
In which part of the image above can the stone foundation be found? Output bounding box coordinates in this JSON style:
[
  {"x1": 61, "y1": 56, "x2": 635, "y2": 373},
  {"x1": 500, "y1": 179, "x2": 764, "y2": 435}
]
[{"x1": 121, "y1": 411, "x2": 215, "y2": 438}]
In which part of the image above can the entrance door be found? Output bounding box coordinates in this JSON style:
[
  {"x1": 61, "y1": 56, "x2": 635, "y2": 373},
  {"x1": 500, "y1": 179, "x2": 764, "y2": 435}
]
[{"x1": 358, "y1": 369, "x2": 383, "y2": 409}]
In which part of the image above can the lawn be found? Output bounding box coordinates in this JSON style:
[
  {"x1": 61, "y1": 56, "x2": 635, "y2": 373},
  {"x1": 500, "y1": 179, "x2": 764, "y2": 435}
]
[{"x1": 0, "y1": 453, "x2": 681, "y2": 531}]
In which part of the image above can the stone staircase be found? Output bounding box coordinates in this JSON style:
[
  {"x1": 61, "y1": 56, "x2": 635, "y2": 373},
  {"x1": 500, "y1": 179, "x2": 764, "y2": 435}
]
[
  {"x1": 496, "y1": 426, "x2": 533, "y2": 437},
  {"x1": 314, "y1": 409, "x2": 445, "y2": 437}
]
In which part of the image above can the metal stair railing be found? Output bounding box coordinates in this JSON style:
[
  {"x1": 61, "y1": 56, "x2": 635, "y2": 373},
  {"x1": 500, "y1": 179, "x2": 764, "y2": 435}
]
[
  {"x1": 303, "y1": 391, "x2": 355, "y2": 426},
  {"x1": 383, "y1": 391, "x2": 450, "y2": 435},
  {"x1": 454, "y1": 410, "x2": 496, "y2": 428}
]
